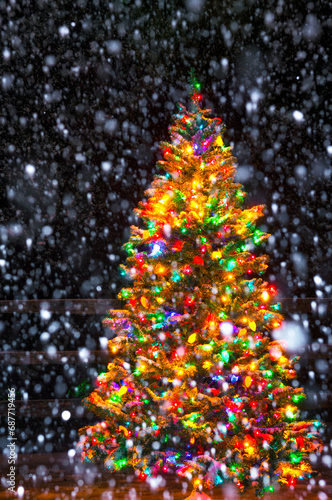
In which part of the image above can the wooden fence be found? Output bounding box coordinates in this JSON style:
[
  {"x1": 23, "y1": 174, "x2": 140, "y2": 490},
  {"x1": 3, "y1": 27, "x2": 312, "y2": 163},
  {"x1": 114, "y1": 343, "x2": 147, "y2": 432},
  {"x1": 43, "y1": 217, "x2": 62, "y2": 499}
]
[{"x1": 0, "y1": 298, "x2": 331, "y2": 418}]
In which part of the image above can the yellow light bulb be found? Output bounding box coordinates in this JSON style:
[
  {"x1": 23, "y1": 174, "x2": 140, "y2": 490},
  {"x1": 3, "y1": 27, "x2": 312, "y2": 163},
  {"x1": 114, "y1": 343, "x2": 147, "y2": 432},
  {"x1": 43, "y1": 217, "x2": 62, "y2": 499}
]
[
  {"x1": 262, "y1": 291, "x2": 270, "y2": 301},
  {"x1": 249, "y1": 320, "x2": 256, "y2": 331},
  {"x1": 118, "y1": 386, "x2": 128, "y2": 396},
  {"x1": 188, "y1": 333, "x2": 197, "y2": 344},
  {"x1": 156, "y1": 265, "x2": 165, "y2": 274},
  {"x1": 216, "y1": 136, "x2": 224, "y2": 147},
  {"x1": 203, "y1": 361, "x2": 213, "y2": 370},
  {"x1": 212, "y1": 251, "x2": 221, "y2": 260}
]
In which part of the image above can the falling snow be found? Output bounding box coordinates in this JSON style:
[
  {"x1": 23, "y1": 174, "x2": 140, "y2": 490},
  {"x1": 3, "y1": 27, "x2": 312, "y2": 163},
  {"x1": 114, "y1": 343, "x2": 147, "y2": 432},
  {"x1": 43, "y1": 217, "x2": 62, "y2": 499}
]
[{"x1": 0, "y1": 0, "x2": 331, "y2": 498}]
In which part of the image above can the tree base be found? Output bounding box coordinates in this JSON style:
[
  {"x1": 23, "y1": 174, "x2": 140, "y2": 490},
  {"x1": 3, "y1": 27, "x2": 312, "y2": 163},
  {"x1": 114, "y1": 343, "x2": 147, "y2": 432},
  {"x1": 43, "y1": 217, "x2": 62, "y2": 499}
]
[{"x1": 184, "y1": 492, "x2": 213, "y2": 500}]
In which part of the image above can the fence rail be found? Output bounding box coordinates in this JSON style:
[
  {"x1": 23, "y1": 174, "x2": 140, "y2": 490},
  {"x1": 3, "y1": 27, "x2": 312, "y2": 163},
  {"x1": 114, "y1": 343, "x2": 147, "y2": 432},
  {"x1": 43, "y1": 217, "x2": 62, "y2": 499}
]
[
  {"x1": 1, "y1": 298, "x2": 331, "y2": 419},
  {"x1": 0, "y1": 298, "x2": 121, "y2": 314},
  {"x1": 0, "y1": 297, "x2": 331, "y2": 314}
]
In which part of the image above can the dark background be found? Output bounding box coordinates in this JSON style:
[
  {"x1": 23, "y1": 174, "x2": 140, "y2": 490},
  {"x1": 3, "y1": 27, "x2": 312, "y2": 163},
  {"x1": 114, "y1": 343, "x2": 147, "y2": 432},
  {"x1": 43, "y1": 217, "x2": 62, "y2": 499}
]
[{"x1": 0, "y1": 0, "x2": 331, "y2": 453}]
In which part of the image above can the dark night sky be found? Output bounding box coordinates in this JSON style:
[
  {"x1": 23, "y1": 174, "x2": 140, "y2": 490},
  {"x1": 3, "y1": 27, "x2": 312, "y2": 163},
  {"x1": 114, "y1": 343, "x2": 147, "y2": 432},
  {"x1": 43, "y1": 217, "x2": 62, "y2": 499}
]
[{"x1": 0, "y1": 0, "x2": 331, "y2": 320}]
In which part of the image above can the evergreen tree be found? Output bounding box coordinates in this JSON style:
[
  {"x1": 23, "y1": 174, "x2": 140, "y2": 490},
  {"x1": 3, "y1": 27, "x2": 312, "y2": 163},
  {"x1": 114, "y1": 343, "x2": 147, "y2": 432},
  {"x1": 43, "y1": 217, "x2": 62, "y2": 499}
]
[{"x1": 78, "y1": 75, "x2": 322, "y2": 498}]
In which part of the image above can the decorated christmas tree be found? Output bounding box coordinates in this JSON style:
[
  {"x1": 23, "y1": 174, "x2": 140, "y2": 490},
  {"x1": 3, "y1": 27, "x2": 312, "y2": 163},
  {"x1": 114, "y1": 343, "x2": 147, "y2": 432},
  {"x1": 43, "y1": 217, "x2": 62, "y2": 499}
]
[{"x1": 78, "y1": 74, "x2": 322, "y2": 498}]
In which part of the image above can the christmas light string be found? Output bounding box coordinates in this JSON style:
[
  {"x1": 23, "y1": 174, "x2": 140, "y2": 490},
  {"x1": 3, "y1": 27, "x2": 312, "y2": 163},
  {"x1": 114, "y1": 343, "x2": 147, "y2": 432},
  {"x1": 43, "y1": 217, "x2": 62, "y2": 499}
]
[{"x1": 78, "y1": 75, "x2": 323, "y2": 498}]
